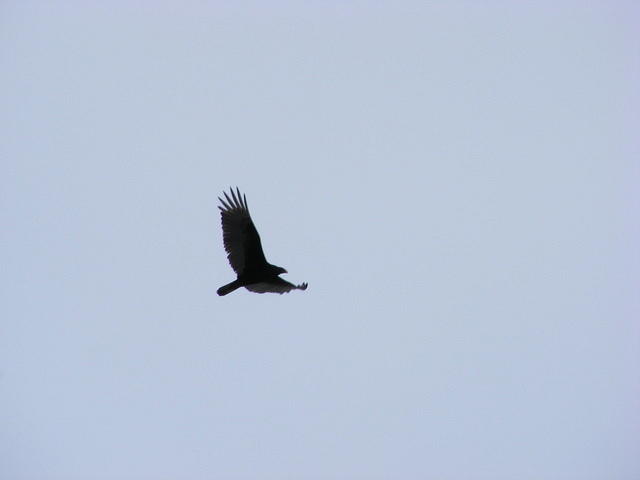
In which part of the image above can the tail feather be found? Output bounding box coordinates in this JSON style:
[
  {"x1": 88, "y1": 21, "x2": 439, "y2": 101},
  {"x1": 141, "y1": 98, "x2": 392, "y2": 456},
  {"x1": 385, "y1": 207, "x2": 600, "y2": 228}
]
[{"x1": 217, "y1": 280, "x2": 242, "y2": 296}]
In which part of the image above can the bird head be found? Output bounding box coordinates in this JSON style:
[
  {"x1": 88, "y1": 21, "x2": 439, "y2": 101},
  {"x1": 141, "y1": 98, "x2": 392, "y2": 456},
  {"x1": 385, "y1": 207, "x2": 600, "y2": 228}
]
[{"x1": 271, "y1": 265, "x2": 287, "y2": 275}]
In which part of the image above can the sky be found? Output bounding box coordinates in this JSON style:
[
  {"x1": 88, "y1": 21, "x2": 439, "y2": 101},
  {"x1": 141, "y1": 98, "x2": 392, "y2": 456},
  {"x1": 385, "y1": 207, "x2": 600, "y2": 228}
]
[{"x1": 1, "y1": 1, "x2": 639, "y2": 479}]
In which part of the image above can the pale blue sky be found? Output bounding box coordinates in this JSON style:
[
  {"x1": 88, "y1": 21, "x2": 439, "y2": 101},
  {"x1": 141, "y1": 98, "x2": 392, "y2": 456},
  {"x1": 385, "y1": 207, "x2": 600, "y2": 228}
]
[{"x1": 2, "y1": 2, "x2": 639, "y2": 479}]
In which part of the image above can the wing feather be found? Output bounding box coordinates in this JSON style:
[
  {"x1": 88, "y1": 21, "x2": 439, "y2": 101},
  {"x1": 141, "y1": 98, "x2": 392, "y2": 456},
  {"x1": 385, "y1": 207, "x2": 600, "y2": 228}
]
[
  {"x1": 245, "y1": 279, "x2": 308, "y2": 294},
  {"x1": 218, "y1": 188, "x2": 269, "y2": 274}
]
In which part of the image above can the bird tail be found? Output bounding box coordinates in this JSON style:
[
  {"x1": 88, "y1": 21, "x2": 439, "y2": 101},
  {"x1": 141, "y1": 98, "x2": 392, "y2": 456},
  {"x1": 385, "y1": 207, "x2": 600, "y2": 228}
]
[{"x1": 217, "y1": 280, "x2": 242, "y2": 296}]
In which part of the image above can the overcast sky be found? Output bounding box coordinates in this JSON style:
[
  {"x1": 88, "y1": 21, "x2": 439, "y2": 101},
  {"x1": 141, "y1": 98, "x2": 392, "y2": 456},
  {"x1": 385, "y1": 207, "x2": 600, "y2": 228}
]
[{"x1": 2, "y1": 2, "x2": 639, "y2": 479}]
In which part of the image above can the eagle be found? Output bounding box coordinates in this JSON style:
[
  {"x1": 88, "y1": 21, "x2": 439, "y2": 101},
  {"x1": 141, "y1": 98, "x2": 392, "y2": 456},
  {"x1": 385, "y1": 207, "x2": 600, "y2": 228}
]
[{"x1": 217, "y1": 188, "x2": 308, "y2": 296}]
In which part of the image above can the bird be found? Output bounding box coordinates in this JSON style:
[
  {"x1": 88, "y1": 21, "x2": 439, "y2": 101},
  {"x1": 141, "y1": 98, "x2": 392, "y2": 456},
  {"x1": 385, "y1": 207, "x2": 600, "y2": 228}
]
[{"x1": 216, "y1": 187, "x2": 308, "y2": 296}]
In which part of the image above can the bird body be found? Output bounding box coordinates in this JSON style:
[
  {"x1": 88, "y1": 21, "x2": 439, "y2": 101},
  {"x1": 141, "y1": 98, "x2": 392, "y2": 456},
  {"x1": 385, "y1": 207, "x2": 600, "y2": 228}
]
[{"x1": 217, "y1": 188, "x2": 308, "y2": 296}]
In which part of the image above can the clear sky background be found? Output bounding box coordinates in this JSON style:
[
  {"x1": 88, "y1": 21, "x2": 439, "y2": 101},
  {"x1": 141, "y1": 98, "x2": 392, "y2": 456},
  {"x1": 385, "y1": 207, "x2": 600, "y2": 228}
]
[{"x1": 2, "y1": 2, "x2": 639, "y2": 479}]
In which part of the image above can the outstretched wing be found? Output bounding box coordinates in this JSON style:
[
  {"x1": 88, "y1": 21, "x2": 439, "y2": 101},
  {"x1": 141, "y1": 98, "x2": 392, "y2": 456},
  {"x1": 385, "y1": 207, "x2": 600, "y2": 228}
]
[
  {"x1": 245, "y1": 279, "x2": 308, "y2": 295},
  {"x1": 218, "y1": 187, "x2": 268, "y2": 274}
]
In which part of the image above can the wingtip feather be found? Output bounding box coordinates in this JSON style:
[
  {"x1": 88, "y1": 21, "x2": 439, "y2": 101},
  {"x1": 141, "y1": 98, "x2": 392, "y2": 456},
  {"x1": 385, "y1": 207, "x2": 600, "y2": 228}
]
[{"x1": 230, "y1": 188, "x2": 239, "y2": 206}]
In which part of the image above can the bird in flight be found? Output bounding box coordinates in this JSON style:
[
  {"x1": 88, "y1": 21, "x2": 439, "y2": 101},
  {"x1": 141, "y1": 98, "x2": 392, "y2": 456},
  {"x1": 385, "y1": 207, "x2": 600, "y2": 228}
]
[{"x1": 217, "y1": 188, "x2": 308, "y2": 296}]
